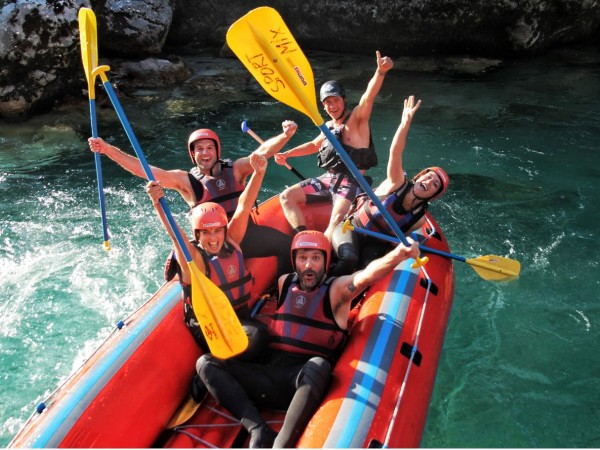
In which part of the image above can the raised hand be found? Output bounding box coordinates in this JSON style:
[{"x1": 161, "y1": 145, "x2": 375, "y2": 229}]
[
  {"x1": 376, "y1": 50, "x2": 394, "y2": 75},
  {"x1": 402, "y1": 95, "x2": 422, "y2": 124},
  {"x1": 88, "y1": 137, "x2": 109, "y2": 154},
  {"x1": 274, "y1": 152, "x2": 288, "y2": 166},
  {"x1": 145, "y1": 180, "x2": 165, "y2": 204},
  {"x1": 249, "y1": 152, "x2": 267, "y2": 174},
  {"x1": 282, "y1": 120, "x2": 298, "y2": 137}
]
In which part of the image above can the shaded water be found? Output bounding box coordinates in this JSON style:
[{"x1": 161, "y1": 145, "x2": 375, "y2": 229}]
[{"x1": 1, "y1": 45, "x2": 599, "y2": 447}]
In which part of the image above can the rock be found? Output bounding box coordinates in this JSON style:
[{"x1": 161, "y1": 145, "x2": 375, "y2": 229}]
[
  {"x1": 165, "y1": 0, "x2": 196, "y2": 46},
  {"x1": 0, "y1": 0, "x2": 87, "y2": 120},
  {"x1": 1, "y1": 0, "x2": 599, "y2": 121},
  {"x1": 96, "y1": 0, "x2": 173, "y2": 57},
  {"x1": 113, "y1": 56, "x2": 191, "y2": 90}
]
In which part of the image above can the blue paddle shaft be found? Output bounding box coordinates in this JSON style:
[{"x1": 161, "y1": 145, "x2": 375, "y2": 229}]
[
  {"x1": 100, "y1": 80, "x2": 193, "y2": 263},
  {"x1": 319, "y1": 125, "x2": 410, "y2": 246},
  {"x1": 350, "y1": 224, "x2": 466, "y2": 263},
  {"x1": 89, "y1": 99, "x2": 109, "y2": 243}
]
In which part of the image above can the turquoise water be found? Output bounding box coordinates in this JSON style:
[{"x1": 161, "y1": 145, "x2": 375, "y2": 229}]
[{"x1": 1, "y1": 45, "x2": 599, "y2": 447}]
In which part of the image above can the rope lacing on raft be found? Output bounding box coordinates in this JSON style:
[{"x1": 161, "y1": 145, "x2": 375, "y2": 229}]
[
  {"x1": 382, "y1": 217, "x2": 437, "y2": 448},
  {"x1": 172, "y1": 400, "x2": 282, "y2": 447}
]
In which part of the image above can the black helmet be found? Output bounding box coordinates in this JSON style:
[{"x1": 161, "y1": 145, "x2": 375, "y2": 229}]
[{"x1": 319, "y1": 80, "x2": 346, "y2": 102}]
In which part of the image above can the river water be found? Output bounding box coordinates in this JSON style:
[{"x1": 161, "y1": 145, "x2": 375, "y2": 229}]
[{"x1": 1, "y1": 45, "x2": 599, "y2": 447}]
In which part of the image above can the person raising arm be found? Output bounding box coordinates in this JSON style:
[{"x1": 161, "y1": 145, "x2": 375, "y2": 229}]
[
  {"x1": 274, "y1": 51, "x2": 393, "y2": 241},
  {"x1": 331, "y1": 96, "x2": 450, "y2": 276},
  {"x1": 92, "y1": 120, "x2": 298, "y2": 277},
  {"x1": 195, "y1": 230, "x2": 419, "y2": 448},
  {"x1": 146, "y1": 152, "x2": 268, "y2": 346}
]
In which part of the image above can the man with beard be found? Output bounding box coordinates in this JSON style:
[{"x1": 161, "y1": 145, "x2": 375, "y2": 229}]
[
  {"x1": 195, "y1": 230, "x2": 420, "y2": 448},
  {"x1": 88, "y1": 120, "x2": 297, "y2": 277}
]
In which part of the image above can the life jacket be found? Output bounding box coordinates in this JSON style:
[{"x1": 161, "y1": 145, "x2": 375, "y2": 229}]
[
  {"x1": 199, "y1": 242, "x2": 253, "y2": 313},
  {"x1": 353, "y1": 180, "x2": 427, "y2": 234},
  {"x1": 317, "y1": 113, "x2": 378, "y2": 174},
  {"x1": 269, "y1": 274, "x2": 347, "y2": 359},
  {"x1": 188, "y1": 160, "x2": 245, "y2": 218},
  {"x1": 181, "y1": 284, "x2": 207, "y2": 350},
  {"x1": 164, "y1": 241, "x2": 253, "y2": 316}
]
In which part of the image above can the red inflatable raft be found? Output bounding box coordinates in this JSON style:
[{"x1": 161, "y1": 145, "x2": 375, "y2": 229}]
[{"x1": 10, "y1": 194, "x2": 454, "y2": 448}]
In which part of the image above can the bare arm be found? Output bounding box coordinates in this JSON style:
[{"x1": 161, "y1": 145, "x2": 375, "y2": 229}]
[
  {"x1": 146, "y1": 181, "x2": 205, "y2": 284},
  {"x1": 89, "y1": 137, "x2": 196, "y2": 206},
  {"x1": 274, "y1": 133, "x2": 323, "y2": 167},
  {"x1": 377, "y1": 96, "x2": 422, "y2": 194},
  {"x1": 348, "y1": 51, "x2": 393, "y2": 130},
  {"x1": 235, "y1": 120, "x2": 298, "y2": 181},
  {"x1": 227, "y1": 153, "x2": 267, "y2": 244},
  {"x1": 255, "y1": 120, "x2": 298, "y2": 159},
  {"x1": 329, "y1": 238, "x2": 420, "y2": 328}
]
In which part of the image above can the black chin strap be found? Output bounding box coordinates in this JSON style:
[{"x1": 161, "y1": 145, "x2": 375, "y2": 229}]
[
  {"x1": 411, "y1": 183, "x2": 426, "y2": 201},
  {"x1": 208, "y1": 159, "x2": 224, "y2": 177},
  {"x1": 336, "y1": 106, "x2": 349, "y2": 122}
]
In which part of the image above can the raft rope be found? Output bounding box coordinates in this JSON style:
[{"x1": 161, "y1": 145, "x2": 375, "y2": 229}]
[
  {"x1": 382, "y1": 218, "x2": 437, "y2": 448},
  {"x1": 173, "y1": 400, "x2": 282, "y2": 447},
  {"x1": 25, "y1": 307, "x2": 137, "y2": 419}
]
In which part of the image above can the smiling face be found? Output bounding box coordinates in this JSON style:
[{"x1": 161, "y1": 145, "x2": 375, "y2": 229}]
[
  {"x1": 191, "y1": 138, "x2": 218, "y2": 172},
  {"x1": 294, "y1": 249, "x2": 326, "y2": 291},
  {"x1": 322, "y1": 96, "x2": 346, "y2": 121},
  {"x1": 195, "y1": 226, "x2": 226, "y2": 255},
  {"x1": 413, "y1": 170, "x2": 443, "y2": 200}
]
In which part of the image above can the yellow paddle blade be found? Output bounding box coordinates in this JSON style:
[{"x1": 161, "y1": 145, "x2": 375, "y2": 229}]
[
  {"x1": 466, "y1": 255, "x2": 521, "y2": 281},
  {"x1": 189, "y1": 262, "x2": 248, "y2": 359},
  {"x1": 166, "y1": 394, "x2": 201, "y2": 429},
  {"x1": 78, "y1": 7, "x2": 98, "y2": 99},
  {"x1": 226, "y1": 7, "x2": 322, "y2": 126}
]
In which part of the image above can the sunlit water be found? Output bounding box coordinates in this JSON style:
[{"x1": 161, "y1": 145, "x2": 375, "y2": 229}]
[{"x1": 1, "y1": 45, "x2": 599, "y2": 447}]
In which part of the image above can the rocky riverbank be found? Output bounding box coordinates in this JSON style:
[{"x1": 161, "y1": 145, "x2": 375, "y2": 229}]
[{"x1": 1, "y1": 0, "x2": 599, "y2": 121}]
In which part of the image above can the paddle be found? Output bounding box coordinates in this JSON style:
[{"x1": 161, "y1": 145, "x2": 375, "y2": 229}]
[
  {"x1": 342, "y1": 220, "x2": 520, "y2": 281},
  {"x1": 78, "y1": 8, "x2": 110, "y2": 251},
  {"x1": 241, "y1": 120, "x2": 305, "y2": 181},
  {"x1": 78, "y1": 8, "x2": 247, "y2": 359},
  {"x1": 226, "y1": 7, "x2": 427, "y2": 268},
  {"x1": 166, "y1": 394, "x2": 201, "y2": 429}
]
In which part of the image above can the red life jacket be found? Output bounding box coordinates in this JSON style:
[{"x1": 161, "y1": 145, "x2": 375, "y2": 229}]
[
  {"x1": 188, "y1": 160, "x2": 245, "y2": 218},
  {"x1": 353, "y1": 180, "x2": 427, "y2": 235},
  {"x1": 269, "y1": 274, "x2": 347, "y2": 359},
  {"x1": 199, "y1": 242, "x2": 253, "y2": 312},
  {"x1": 165, "y1": 241, "x2": 253, "y2": 316}
]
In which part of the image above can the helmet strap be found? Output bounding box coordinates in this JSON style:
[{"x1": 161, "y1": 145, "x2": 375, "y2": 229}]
[
  {"x1": 336, "y1": 103, "x2": 349, "y2": 122},
  {"x1": 411, "y1": 183, "x2": 428, "y2": 202},
  {"x1": 208, "y1": 159, "x2": 223, "y2": 176}
]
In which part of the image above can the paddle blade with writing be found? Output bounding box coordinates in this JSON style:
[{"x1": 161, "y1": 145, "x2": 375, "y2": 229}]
[
  {"x1": 189, "y1": 263, "x2": 248, "y2": 359},
  {"x1": 226, "y1": 7, "x2": 322, "y2": 125}
]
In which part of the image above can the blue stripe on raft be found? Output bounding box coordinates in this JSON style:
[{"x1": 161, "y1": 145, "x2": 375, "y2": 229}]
[
  {"x1": 324, "y1": 263, "x2": 418, "y2": 448},
  {"x1": 31, "y1": 282, "x2": 182, "y2": 448}
]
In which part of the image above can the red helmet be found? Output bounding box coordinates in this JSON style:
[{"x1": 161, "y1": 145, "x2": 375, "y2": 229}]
[
  {"x1": 187, "y1": 128, "x2": 221, "y2": 163},
  {"x1": 413, "y1": 166, "x2": 449, "y2": 201},
  {"x1": 190, "y1": 202, "x2": 228, "y2": 231},
  {"x1": 291, "y1": 230, "x2": 331, "y2": 271}
]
